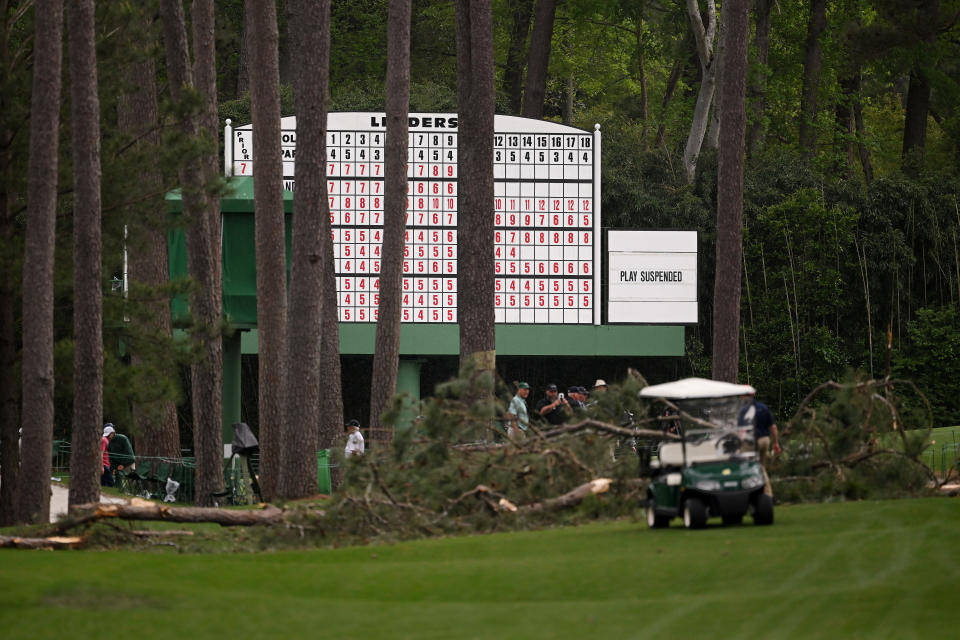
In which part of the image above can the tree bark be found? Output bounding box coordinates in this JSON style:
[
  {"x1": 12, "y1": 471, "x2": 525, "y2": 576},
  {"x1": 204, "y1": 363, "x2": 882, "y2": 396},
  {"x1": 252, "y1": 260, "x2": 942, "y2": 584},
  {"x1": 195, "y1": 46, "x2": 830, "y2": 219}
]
[
  {"x1": 247, "y1": 0, "x2": 287, "y2": 500},
  {"x1": 67, "y1": 0, "x2": 104, "y2": 510},
  {"x1": 711, "y1": 0, "x2": 749, "y2": 384},
  {"x1": 682, "y1": 0, "x2": 717, "y2": 183},
  {"x1": 521, "y1": 0, "x2": 556, "y2": 119},
  {"x1": 798, "y1": 0, "x2": 826, "y2": 155},
  {"x1": 118, "y1": 31, "x2": 181, "y2": 461},
  {"x1": 283, "y1": 0, "x2": 331, "y2": 498},
  {"x1": 0, "y1": 2, "x2": 21, "y2": 525},
  {"x1": 455, "y1": 0, "x2": 496, "y2": 376},
  {"x1": 369, "y1": 0, "x2": 411, "y2": 448},
  {"x1": 835, "y1": 73, "x2": 856, "y2": 179},
  {"x1": 746, "y1": 0, "x2": 773, "y2": 156},
  {"x1": 17, "y1": 0, "x2": 63, "y2": 525},
  {"x1": 159, "y1": 0, "x2": 225, "y2": 505},
  {"x1": 58, "y1": 500, "x2": 285, "y2": 528},
  {"x1": 900, "y1": 0, "x2": 940, "y2": 175},
  {"x1": 504, "y1": 0, "x2": 534, "y2": 115},
  {"x1": 189, "y1": 0, "x2": 225, "y2": 505},
  {"x1": 901, "y1": 70, "x2": 931, "y2": 175},
  {"x1": 0, "y1": 130, "x2": 17, "y2": 527}
]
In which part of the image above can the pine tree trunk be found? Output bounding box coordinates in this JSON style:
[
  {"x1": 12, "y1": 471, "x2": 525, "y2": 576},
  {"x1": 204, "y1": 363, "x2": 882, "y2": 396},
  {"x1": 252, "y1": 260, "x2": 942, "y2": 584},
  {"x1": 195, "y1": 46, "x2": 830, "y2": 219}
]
[
  {"x1": 901, "y1": 70, "x2": 931, "y2": 175},
  {"x1": 521, "y1": 0, "x2": 555, "y2": 119},
  {"x1": 798, "y1": 0, "x2": 826, "y2": 155},
  {"x1": 17, "y1": 0, "x2": 63, "y2": 525},
  {"x1": 0, "y1": 154, "x2": 18, "y2": 526},
  {"x1": 369, "y1": 0, "x2": 411, "y2": 448},
  {"x1": 67, "y1": 0, "x2": 104, "y2": 510},
  {"x1": 160, "y1": 0, "x2": 225, "y2": 505},
  {"x1": 503, "y1": 0, "x2": 533, "y2": 115},
  {"x1": 189, "y1": 0, "x2": 225, "y2": 505},
  {"x1": 455, "y1": 0, "x2": 496, "y2": 376},
  {"x1": 901, "y1": 0, "x2": 939, "y2": 175},
  {"x1": 117, "y1": 36, "x2": 181, "y2": 461},
  {"x1": 746, "y1": 0, "x2": 773, "y2": 156},
  {"x1": 319, "y1": 240, "x2": 344, "y2": 488},
  {"x1": 247, "y1": 0, "x2": 287, "y2": 501},
  {"x1": 711, "y1": 0, "x2": 749, "y2": 384},
  {"x1": 283, "y1": 0, "x2": 330, "y2": 498}
]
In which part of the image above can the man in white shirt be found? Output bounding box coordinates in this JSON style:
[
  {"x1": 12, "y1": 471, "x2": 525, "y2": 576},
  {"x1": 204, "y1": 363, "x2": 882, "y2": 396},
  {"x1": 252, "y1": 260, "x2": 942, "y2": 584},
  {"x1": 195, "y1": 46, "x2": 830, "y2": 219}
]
[{"x1": 345, "y1": 419, "x2": 365, "y2": 457}]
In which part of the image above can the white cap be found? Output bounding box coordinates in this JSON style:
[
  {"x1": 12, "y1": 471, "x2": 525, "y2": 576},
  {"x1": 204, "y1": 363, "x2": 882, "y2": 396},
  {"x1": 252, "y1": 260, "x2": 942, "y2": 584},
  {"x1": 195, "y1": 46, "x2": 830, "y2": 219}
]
[
  {"x1": 103, "y1": 424, "x2": 115, "y2": 437},
  {"x1": 593, "y1": 379, "x2": 608, "y2": 388}
]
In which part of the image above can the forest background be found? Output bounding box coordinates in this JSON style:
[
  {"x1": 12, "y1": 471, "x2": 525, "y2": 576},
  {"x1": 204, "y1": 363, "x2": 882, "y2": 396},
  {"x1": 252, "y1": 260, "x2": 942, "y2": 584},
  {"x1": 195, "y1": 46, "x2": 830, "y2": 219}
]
[{"x1": 1, "y1": 0, "x2": 959, "y2": 522}]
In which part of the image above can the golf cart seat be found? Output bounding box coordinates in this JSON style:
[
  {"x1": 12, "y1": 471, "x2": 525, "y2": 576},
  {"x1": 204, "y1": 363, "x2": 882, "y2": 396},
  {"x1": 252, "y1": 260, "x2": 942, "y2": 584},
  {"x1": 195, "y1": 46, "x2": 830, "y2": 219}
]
[{"x1": 657, "y1": 437, "x2": 743, "y2": 466}]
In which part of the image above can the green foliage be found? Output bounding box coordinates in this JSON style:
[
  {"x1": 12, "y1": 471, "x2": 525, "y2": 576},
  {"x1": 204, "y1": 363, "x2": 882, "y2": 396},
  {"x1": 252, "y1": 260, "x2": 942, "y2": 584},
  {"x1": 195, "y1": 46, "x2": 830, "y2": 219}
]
[
  {"x1": 892, "y1": 306, "x2": 960, "y2": 426},
  {"x1": 773, "y1": 372, "x2": 936, "y2": 503}
]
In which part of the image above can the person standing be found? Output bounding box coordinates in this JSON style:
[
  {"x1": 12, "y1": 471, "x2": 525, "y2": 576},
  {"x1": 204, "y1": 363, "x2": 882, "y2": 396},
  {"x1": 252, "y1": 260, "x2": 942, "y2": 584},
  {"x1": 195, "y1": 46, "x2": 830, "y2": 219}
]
[
  {"x1": 566, "y1": 386, "x2": 586, "y2": 412},
  {"x1": 345, "y1": 419, "x2": 365, "y2": 457},
  {"x1": 101, "y1": 424, "x2": 116, "y2": 487},
  {"x1": 506, "y1": 382, "x2": 531, "y2": 438},
  {"x1": 739, "y1": 395, "x2": 780, "y2": 497},
  {"x1": 535, "y1": 383, "x2": 568, "y2": 425}
]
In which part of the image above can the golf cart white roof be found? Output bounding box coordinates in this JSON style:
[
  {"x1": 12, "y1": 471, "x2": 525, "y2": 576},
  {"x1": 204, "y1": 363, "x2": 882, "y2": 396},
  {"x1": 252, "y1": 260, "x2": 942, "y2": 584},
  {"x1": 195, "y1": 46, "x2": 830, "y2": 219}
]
[{"x1": 639, "y1": 377, "x2": 756, "y2": 400}]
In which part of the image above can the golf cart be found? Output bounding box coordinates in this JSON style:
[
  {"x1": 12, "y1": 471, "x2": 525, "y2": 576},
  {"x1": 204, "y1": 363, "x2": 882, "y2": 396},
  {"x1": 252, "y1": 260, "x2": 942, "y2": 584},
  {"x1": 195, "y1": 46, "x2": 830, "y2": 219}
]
[{"x1": 639, "y1": 378, "x2": 773, "y2": 529}]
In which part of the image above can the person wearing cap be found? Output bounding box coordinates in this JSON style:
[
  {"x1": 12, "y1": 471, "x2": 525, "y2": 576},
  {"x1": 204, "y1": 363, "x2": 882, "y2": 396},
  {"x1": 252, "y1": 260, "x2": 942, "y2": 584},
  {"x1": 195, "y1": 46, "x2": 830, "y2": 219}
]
[
  {"x1": 592, "y1": 379, "x2": 608, "y2": 393},
  {"x1": 101, "y1": 424, "x2": 116, "y2": 487},
  {"x1": 345, "y1": 419, "x2": 365, "y2": 457},
  {"x1": 506, "y1": 382, "x2": 531, "y2": 438},
  {"x1": 566, "y1": 386, "x2": 586, "y2": 412},
  {"x1": 107, "y1": 426, "x2": 136, "y2": 475},
  {"x1": 536, "y1": 383, "x2": 569, "y2": 425}
]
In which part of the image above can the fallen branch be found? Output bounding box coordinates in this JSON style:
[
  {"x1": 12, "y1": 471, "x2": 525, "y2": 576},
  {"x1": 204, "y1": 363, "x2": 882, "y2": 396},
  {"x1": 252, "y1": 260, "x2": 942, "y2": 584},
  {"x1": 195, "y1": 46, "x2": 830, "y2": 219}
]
[
  {"x1": 519, "y1": 478, "x2": 614, "y2": 513},
  {"x1": 59, "y1": 499, "x2": 286, "y2": 528},
  {"x1": 0, "y1": 535, "x2": 85, "y2": 550}
]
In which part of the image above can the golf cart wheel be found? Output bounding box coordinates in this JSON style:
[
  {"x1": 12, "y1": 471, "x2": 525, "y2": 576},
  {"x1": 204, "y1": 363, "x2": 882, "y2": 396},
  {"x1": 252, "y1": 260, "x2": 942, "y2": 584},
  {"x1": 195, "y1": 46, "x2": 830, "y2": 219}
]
[
  {"x1": 682, "y1": 497, "x2": 707, "y2": 529},
  {"x1": 646, "y1": 497, "x2": 669, "y2": 529},
  {"x1": 722, "y1": 513, "x2": 743, "y2": 526},
  {"x1": 753, "y1": 494, "x2": 774, "y2": 525}
]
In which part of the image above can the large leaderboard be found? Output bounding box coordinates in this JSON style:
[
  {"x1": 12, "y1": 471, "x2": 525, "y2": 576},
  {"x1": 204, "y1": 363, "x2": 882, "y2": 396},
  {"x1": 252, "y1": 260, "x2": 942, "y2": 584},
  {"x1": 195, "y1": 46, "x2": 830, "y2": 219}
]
[{"x1": 225, "y1": 113, "x2": 601, "y2": 324}]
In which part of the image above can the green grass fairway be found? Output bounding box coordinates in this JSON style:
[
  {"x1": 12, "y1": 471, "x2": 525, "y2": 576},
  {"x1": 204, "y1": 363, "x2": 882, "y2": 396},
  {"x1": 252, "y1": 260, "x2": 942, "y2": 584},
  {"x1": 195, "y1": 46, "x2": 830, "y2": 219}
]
[{"x1": 2, "y1": 498, "x2": 958, "y2": 639}]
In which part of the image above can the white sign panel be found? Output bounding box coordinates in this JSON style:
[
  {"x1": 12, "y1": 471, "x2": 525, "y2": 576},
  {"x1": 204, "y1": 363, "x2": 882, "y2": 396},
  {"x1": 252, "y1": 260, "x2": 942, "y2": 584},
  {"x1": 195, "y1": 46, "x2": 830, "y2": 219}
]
[
  {"x1": 226, "y1": 113, "x2": 600, "y2": 325},
  {"x1": 607, "y1": 230, "x2": 697, "y2": 323}
]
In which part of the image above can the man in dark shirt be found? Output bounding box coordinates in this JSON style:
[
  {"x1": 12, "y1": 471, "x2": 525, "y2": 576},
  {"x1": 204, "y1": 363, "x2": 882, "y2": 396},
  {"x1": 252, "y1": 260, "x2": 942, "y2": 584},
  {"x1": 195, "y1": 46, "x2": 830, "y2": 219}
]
[
  {"x1": 739, "y1": 396, "x2": 780, "y2": 497},
  {"x1": 536, "y1": 383, "x2": 569, "y2": 425}
]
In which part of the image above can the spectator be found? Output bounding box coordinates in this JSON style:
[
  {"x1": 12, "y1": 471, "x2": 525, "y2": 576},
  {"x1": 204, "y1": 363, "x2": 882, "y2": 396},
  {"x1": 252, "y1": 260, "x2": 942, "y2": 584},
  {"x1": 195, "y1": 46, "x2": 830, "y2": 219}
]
[
  {"x1": 592, "y1": 379, "x2": 608, "y2": 393},
  {"x1": 101, "y1": 424, "x2": 115, "y2": 487},
  {"x1": 566, "y1": 386, "x2": 586, "y2": 412},
  {"x1": 506, "y1": 382, "x2": 531, "y2": 438},
  {"x1": 107, "y1": 427, "x2": 136, "y2": 474},
  {"x1": 738, "y1": 395, "x2": 780, "y2": 497},
  {"x1": 345, "y1": 419, "x2": 365, "y2": 457},
  {"x1": 536, "y1": 383, "x2": 569, "y2": 425}
]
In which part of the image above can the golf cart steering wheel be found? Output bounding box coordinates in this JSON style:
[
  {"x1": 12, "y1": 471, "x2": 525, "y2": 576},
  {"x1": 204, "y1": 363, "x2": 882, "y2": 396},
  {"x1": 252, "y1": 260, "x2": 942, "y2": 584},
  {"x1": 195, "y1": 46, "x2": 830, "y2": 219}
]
[{"x1": 716, "y1": 433, "x2": 741, "y2": 455}]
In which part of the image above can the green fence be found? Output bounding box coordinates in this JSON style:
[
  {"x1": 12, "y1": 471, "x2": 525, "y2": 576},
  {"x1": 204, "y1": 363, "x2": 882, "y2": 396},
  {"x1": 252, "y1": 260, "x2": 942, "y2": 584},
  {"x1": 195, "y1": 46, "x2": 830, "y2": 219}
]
[{"x1": 48, "y1": 444, "x2": 339, "y2": 502}]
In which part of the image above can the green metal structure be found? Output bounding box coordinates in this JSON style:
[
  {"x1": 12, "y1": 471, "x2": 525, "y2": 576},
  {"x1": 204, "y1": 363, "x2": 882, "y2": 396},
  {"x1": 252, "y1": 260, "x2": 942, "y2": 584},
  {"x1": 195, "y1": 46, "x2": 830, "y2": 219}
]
[{"x1": 167, "y1": 177, "x2": 685, "y2": 449}]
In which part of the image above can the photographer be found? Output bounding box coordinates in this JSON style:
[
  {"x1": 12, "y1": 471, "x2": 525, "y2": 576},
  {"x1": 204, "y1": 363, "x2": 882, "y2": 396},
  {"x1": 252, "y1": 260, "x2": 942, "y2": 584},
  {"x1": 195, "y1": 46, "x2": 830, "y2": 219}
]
[{"x1": 536, "y1": 383, "x2": 569, "y2": 425}]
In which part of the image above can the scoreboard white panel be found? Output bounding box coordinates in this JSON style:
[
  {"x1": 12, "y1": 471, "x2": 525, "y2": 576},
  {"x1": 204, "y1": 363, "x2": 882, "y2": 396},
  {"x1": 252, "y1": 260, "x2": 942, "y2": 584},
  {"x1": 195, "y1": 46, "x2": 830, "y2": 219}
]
[{"x1": 226, "y1": 113, "x2": 599, "y2": 324}]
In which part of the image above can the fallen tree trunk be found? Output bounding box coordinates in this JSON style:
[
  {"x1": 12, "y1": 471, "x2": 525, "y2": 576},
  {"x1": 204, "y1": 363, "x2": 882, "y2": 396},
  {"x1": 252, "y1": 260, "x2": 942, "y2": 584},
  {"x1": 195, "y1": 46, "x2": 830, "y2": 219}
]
[
  {"x1": 46, "y1": 498, "x2": 287, "y2": 535},
  {"x1": 73, "y1": 501, "x2": 286, "y2": 526},
  {"x1": 0, "y1": 535, "x2": 84, "y2": 549}
]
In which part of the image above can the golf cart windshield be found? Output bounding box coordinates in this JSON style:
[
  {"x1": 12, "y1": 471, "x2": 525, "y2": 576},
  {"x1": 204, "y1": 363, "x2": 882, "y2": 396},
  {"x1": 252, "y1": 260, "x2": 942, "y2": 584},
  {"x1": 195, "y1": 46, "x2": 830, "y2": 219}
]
[{"x1": 640, "y1": 378, "x2": 760, "y2": 464}]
